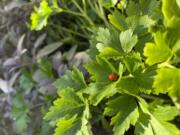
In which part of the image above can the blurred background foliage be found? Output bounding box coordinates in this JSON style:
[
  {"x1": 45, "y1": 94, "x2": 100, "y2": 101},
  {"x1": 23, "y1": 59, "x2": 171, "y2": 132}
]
[{"x1": 0, "y1": 0, "x2": 115, "y2": 134}]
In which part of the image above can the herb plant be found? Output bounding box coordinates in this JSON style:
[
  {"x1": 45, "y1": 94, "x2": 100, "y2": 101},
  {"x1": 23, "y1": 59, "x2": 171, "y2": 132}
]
[{"x1": 45, "y1": 0, "x2": 180, "y2": 135}]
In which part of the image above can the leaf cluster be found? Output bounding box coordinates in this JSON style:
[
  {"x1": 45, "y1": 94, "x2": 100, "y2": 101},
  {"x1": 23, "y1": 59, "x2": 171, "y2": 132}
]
[{"x1": 45, "y1": 0, "x2": 180, "y2": 135}]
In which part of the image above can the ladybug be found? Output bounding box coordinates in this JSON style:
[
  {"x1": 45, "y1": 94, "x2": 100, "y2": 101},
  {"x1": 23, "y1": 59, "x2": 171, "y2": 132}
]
[{"x1": 108, "y1": 73, "x2": 119, "y2": 81}]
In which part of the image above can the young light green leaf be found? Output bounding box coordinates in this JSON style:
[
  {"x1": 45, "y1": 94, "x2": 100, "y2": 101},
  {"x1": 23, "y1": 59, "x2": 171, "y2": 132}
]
[
  {"x1": 99, "y1": 47, "x2": 122, "y2": 58},
  {"x1": 162, "y1": 0, "x2": 180, "y2": 22},
  {"x1": 177, "y1": 0, "x2": 180, "y2": 8},
  {"x1": 150, "y1": 105, "x2": 179, "y2": 121},
  {"x1": 150, "y1": 115, "x2": 179, "y2": 135},
  {"x1": 102, "y1": 0, "x2": 117, "y2": 8},
  {"x1": 144, "y1": 32, "x2": 172, "y2": 65},
  {"x1": 120, "y1": 29, "x2": 138, "y2": 53},
  {"x1": 153, "y1": 68, "x2": 180, "y2": 108},
  {"x1": 52, "y1": 0, "x2": 63, "y2": 12},
  {"x1": 159, "y1": 121, "x2": 180, "y2": 135},
  {"x1": 30, "y1": 1, "x2": 53, "y2": 30},
  {"x1": 117, "y1": 0, "x2": 128, "y2": 11},
  {"x1": 166, "y1": 17, "x2": 180, "y2": 49}
]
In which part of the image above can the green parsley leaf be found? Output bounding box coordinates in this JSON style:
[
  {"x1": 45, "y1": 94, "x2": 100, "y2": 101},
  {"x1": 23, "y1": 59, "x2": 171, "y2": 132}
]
[
  {"x1": 139, "y1": 0, "x2": 162, "y2": 19},
  {"x1": 150, "y1": 105, "x2": 179, "y2": 121},
  {"x1": 95, "y1": 27, "x2": 123, "y2": 54},
  {"x1": 104, "y1": 95, "x2": 139, "y2": 135},
  {"x1": 99, "y1": 47, "x2": 122, "y2": 58},
  {"x1": 153, "y1": 68, "x2": 180, "y2": 108},
  {"x1": 144, "y1": 32, "x2": 172, "y2": 65},
  {"x1": 123, "y1": 52, "x2": 144, "y2": 74},
  {"x1": 85, "y1": 56, "x2": 117, "y2": 82},
  {"x1": 117, "y1": 70, "x2": 154, "y2": 95},
  {"x1": 162, "y1": 0, "x2": 180, "y2": 22},
  {"x1": 44, "y1": 88, "x2": 85, "y2": 125},
  {"x1": 120, "y1": 29, "x2": 138, "y2": 53},
  {"x1": 135, "y1": 98, "x2": 180, "y2": 135},
  {"x1": 85, "y1": 82, "x2": 117, "y2": 105},
  {"x1": 54, "y1": 67, "x2": 87, "y2": 92},
  {"x1": 135, "y1": 111, "x2": 154, "y2": 135},
  {"x1": 126, "y1": 15, "x2": 156, "y2": 30},
  {"x1": 108, "y1": 10, "x2": 128, "y2": 31},
  {"x1": 45, "y1": 89, "x2": 93, "y2": 135},
  {"x1": 52, "y1": 0, "x2": 63, "y2": 12},
  {"x1": 54, "y1": 100, "x2": 92, "y2": 135},
  {"x1": 166, "y1": 17, "x2": 180, "y2": 49},
  {"x1": 30, "y1": 1, "x2": 53, "y2": 30}
]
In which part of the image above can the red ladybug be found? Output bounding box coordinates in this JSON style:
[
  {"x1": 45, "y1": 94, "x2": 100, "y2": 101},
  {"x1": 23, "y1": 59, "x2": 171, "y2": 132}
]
[{"x1": 108, "y1": 73, "x2": 119, "y2": 81}]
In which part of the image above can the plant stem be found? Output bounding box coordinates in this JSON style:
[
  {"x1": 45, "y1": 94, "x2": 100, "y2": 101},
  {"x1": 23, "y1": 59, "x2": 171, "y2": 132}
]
[
  {"x1": 50, "y1": 23, "x2": 89, "y2": 39},
  {"x1": 97, "y1": 0, "x2": 109, "y2": 26},
  {"x1": 71, "y1": 0, "x2": 95, "y2": 26},
  {"x1": 63, "y1": 10, "x2": 84, "y2": 17},
  {"x1": 158, "y1": 62, "x2": 176, "y2": 69}
]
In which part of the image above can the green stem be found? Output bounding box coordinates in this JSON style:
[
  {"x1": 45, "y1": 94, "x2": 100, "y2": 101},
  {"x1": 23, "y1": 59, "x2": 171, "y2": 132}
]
[
  {"x1": 63, "y1": 10, "x2": 84, "y2": 17},
  {"x1": 71, "y1": 0, "x2": 95, "y2": 26},
  {"x1": 97, "y1": 0, "x2": 109, "y2": 26},
  {"x1": 72, "y1": 0, "x2": 84, "y2": 13},
  {"x1": 158, "y1": 62, "x2": 176, "y2": 69},
  {"x1": 82, "y1": 0, "x2": 87, "y2": 13},
  {"x1": 50, "y1": 23, "x2": 89, "y2": 39}
]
